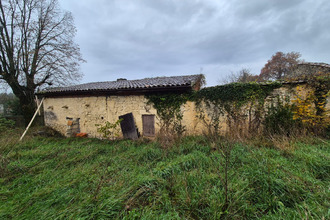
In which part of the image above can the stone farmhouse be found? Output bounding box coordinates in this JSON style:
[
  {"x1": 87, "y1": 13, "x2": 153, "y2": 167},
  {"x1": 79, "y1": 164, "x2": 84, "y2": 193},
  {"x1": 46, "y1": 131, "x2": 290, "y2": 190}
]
[
  {"x1": 38, "y1": 63, "x2": 330, "y2": 139},
  {"x1": 39, "y1": 74, "x2": 204, "y2": 138}
]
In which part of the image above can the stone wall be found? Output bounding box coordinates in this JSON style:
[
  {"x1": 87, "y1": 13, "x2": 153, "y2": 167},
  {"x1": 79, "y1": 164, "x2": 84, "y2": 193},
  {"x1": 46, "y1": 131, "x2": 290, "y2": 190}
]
[
  {"x1": 44, "y1": 96, "x2": 108, "y2": 137},
  {"x1": 43, "y1": 84, "x2": 330, "y2": 138},
  {"x1": 291, "y1": 63, "x2": 330, "y2": 78},
  {"x1": 44, "y1": 95, "x2": 168, "y2": 138}
]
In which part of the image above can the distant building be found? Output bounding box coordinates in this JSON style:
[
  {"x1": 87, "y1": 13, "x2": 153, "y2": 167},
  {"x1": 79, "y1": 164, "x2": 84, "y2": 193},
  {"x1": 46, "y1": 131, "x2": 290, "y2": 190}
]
[{"x1": 291, "y1": 62, "x2": 330, "y2": 78}]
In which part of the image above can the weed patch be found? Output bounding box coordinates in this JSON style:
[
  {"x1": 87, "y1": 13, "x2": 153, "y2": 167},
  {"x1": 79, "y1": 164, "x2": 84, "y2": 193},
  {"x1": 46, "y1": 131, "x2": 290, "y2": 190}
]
[{"x1": 0, "y1": 133, "x2": 329, "y2": 219}]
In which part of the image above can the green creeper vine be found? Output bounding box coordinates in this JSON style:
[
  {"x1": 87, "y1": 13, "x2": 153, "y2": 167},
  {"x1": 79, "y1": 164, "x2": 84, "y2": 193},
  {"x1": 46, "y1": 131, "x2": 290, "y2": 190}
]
[
  {"x1": 306, "y1": 73, "x2": 330, "y2": 117},
  {"x1": 195, "y1": 82, "x2": 282, "y2": 137},
  {"x1": 146, "y1": 78, "x2": 329, "y2": 139},
  {"x1": 146, "y1": 82, "x2": 282, "y2": 139},
  {"x1": 146, "y1": 92, "x2": 192, "y2": 141},
  {"x1": 290, "y1": 73, "x2": 330, "y2": 136},
  {"x1": 95, "y1": 119, "x2": 123, "y2": 140}
]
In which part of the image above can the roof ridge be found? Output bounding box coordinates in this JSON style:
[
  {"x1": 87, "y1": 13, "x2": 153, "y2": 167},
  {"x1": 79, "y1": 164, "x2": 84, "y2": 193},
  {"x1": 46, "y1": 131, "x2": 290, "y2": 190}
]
[{"x1": 64, "y1": 74, "x2": 202, "y2": 86}]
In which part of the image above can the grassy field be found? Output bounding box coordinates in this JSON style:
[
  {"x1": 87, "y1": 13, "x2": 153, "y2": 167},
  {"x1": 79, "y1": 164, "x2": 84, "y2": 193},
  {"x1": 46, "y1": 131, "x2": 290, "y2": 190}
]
[{"x1": 0, "y1": 129, "x2": 329, "y2": 219}]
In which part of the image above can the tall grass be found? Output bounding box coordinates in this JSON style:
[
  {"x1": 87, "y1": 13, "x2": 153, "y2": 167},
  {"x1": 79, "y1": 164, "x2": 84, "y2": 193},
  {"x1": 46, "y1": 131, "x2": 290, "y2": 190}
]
[{"x1": 0, "y1": 131, "x2": 329, "y2": 219}]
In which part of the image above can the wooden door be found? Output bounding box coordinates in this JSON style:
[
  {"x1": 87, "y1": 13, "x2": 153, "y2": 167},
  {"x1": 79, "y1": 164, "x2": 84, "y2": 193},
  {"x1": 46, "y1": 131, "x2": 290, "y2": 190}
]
[
  {"x1": 119, "y1": 113, "x2": 138, "y2": 140},
  {"x1": 142, "y1": 115, "x2": 155, "y2": 137}
]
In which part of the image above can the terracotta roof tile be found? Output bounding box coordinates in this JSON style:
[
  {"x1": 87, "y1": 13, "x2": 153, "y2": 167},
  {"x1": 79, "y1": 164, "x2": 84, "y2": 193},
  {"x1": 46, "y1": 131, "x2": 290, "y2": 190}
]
[{"x1": 40, "y1": 74, "x2": 203, "y2": 94}]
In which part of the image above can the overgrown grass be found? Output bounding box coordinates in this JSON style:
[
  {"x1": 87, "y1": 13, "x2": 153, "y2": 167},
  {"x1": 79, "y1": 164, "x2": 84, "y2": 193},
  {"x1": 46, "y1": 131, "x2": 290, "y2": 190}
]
[{"x1": 0, "y1": 130, "x2": 329, "y2": 219}]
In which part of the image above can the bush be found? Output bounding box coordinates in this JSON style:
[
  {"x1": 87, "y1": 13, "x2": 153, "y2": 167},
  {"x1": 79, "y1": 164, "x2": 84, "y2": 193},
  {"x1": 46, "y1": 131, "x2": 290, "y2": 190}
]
[
  {"x1": 0, "y1": 117, "x2": 15, "y2": 133},
  {"x1": 264, "y1": 96, "x2": 298, "y2": 136}
]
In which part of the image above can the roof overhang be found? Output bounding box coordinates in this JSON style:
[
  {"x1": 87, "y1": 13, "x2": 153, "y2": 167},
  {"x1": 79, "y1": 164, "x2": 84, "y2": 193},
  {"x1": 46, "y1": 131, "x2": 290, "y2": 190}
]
[{"x1": 37, "y1": 85, "x2": 193, "y2": 98}]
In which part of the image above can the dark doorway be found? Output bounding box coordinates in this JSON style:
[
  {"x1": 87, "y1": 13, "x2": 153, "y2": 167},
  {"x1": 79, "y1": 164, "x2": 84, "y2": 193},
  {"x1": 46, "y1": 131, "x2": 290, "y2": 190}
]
[
  {"x1": 119, "y1": 113, "x2": 138, "y2": 140},
  {"x1": 142, "y1": 114, "x2": 155, "y2": 137}
]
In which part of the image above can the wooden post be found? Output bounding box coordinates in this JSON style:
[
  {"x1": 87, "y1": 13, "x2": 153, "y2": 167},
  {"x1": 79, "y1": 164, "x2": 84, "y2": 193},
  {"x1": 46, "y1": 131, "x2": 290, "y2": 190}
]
[
  {"x1": 35, "y1": 96, "x2": 41, "y2": 115},
  {"x1": 19, "y1": 97, "x2": 45, "y2": 142}
]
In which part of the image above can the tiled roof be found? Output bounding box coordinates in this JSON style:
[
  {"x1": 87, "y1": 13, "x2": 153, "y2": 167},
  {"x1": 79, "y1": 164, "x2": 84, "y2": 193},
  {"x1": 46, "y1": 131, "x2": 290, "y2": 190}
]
[
  {"x1": 40, "y1": 74, "x2": 203, "y2": 95},
  {"x1": 298, "y1": 62, "x2": 330, "y2": 68}
]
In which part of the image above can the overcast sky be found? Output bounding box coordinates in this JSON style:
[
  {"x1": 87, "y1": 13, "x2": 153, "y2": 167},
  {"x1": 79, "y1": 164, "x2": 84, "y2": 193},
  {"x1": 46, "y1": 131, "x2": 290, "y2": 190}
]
[{"x1": 58, "y1": 0, "x2": 330, "y2": 86}]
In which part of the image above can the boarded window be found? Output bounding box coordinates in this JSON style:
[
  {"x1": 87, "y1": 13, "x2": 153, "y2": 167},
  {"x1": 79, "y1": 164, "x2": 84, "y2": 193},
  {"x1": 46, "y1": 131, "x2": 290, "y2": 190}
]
[
  {"x1": 119, "y1": 113, "x2": 139, "y2": 140},
  {"x1": 142, "y1": 114, "x2": 155, "y2": 137}
]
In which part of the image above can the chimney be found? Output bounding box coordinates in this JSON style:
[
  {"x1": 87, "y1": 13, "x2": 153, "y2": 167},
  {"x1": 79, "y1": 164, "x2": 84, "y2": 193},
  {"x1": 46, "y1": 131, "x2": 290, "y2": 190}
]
[{"x1": 117, "y1": 78, "x2": 127, "y2": 81}]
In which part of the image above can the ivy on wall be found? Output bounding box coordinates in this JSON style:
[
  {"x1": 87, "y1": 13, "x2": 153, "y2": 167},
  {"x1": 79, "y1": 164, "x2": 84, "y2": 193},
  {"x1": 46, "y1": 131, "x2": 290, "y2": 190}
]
[
  {"x1": 145, "y1": 82, "x2": 282, "y2": 139},
  {"x1": 195, "y1": 82, "x2": 282, "y2": 137},
  {"x1": 146, "y1": 92, "x2": 192, "y2": 139},
  {"x1": 291, "y1": 73, "x2": 330, "y2": 135},
  {"x1": 146, "y1": 78, "x2": 329, "y2": 139},
  {"x1": 196, "y1": 82, "x2": 282, "y2": 105},
  {"x1": 306, "y1": 73, "x2": 330, "y2": 117}
]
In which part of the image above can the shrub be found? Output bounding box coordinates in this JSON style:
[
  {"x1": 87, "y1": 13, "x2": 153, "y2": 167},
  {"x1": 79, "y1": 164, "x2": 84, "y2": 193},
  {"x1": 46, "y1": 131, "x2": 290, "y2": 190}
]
[
  {"x1": 0, "y1": 117, "x2": 15, "y2": 133},
  {"x1": 264, "y1": 96, "x2": 297, "y2": 136}
]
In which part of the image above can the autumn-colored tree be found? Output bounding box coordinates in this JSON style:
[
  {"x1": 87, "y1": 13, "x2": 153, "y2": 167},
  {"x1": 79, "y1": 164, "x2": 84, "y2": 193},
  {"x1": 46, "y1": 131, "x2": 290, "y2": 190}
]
[
  {"x1": 292, "y1": 85, "x2": 330, "y2": 134},
  {"x1": 0, "y1": 0, "x2": 84, "y2": 124},
  {"x1": 259, "y1": 52, "x2": 302, "y2": 81}
]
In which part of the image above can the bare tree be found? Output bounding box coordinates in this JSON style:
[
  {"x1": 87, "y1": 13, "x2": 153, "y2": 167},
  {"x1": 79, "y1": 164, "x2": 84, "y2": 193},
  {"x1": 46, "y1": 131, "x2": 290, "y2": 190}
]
[
  {"x1": 224, "y1": 68, "x2": 258, "y2": 84},
  {"x1": 235, "y1": 68, "x2": 258, "y2": 83},
  {"x1": 0, "y1": 0, "x2": 84, "y2": 124},
  {"x1": 259, "y1": 51, "x2": 302, "y2": 81}
]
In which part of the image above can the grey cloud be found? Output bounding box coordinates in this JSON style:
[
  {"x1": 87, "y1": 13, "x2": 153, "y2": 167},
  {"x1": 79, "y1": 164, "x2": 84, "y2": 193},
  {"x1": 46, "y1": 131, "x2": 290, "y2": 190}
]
[{"x1": 59, "y1": 0, "x2": 330, "y2": 86}]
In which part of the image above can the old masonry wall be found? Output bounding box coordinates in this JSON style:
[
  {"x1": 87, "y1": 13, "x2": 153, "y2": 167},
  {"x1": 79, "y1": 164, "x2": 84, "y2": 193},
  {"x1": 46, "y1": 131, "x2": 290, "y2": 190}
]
[
  {"x1": 43, "y1": 95, "x2": 200, "y2": 138},
  {"x1": 43, "y1": 84, "x2": 330, "y2": 138}
]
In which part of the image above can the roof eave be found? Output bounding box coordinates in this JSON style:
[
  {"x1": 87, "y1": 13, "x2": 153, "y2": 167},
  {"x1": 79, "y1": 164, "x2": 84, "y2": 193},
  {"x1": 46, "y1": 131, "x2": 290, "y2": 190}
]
[{"x1": 37, "y1": 85, "x2": 193, "y2": 98}]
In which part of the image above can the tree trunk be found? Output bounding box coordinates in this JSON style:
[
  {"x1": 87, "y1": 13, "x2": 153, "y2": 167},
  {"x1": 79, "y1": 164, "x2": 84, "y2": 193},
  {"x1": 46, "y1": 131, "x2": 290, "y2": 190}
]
[
  {"x1": 18, "y1": 93, "x2": 36, "y2": 126},
  {"x1": 5, "y1": 75, "x2": 36, "y2": 126}
]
